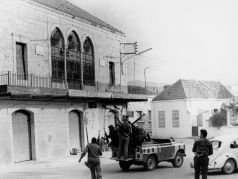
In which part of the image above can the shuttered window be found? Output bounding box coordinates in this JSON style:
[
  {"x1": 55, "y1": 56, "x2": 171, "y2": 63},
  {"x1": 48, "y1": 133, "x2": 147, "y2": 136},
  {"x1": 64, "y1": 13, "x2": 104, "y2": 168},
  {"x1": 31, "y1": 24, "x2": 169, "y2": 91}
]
[
  {"x1": 172, "y1": 110, "x2": 179, "y2": 127},
  {"x1": 158, "y1": 111, "x2": 165, "y2": 128}
]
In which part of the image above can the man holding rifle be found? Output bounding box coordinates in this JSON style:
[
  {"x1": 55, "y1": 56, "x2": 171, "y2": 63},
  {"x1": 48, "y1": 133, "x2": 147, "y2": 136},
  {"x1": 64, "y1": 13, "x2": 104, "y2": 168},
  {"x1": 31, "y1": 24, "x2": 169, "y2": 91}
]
[
  {"x1": 118, "y1": 115, "x2": 132, "y2": 160},
  {"x1": 103, "y1": 125, "x2": 119, "y2": 158}
]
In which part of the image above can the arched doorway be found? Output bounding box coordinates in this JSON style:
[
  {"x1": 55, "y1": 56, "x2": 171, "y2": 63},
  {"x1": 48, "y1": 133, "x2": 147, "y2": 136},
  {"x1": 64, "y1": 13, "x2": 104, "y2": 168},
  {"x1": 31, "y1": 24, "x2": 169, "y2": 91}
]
[
  {"x1": 12, "y1": 110, "x2": 35, "y2": 162},
  {"x1": 68, "y1": 110, "x2": 84, "y2": 152},
  {"x1": 66, "y1": 31, "x2": 81, "y2": 89},
  {"x1": 51, "y1": 28, "x2": 65, "y2": 82}
]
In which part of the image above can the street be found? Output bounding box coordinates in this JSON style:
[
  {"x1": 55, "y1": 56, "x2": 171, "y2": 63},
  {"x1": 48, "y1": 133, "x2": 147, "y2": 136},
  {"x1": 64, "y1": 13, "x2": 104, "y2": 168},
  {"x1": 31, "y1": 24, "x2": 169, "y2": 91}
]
[{"x1": 1, "y1": 153, "x2": 238, "y2": 179}]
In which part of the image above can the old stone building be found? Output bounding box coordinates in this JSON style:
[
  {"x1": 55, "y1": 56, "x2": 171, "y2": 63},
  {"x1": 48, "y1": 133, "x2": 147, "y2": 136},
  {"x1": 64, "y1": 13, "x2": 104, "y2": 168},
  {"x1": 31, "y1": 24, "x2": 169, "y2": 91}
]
[{"x1": 0, "y1": 0, "x2": 146, "y2": 165}]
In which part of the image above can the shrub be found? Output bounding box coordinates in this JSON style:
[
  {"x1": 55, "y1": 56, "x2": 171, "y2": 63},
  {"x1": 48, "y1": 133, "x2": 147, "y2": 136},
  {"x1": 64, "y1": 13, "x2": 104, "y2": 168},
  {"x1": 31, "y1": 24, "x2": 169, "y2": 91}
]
[{"x1": 209, "y1": 109, "x2": 227, "y2": 128}]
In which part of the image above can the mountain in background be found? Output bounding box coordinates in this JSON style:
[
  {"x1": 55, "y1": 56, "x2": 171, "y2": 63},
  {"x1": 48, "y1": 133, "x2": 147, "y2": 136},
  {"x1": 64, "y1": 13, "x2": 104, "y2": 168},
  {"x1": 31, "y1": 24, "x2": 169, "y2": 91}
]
[{"x1": 128, "y1": 80, "x2": 166, "y2": 95}]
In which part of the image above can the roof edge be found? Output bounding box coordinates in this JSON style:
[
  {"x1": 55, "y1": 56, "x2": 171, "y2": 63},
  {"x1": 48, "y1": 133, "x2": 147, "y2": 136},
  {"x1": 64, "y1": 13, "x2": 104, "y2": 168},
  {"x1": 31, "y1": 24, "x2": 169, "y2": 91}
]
[{"x1": 27, "y1": 0, "x2": 125, "y2": 36}]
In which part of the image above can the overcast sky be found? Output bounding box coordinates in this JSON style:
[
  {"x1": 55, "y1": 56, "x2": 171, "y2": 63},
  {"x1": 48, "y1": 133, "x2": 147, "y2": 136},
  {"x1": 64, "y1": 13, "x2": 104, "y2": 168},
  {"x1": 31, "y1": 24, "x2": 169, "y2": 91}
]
[{"x1": 69, "y1": 0, "x2": 238, "y2": 86}]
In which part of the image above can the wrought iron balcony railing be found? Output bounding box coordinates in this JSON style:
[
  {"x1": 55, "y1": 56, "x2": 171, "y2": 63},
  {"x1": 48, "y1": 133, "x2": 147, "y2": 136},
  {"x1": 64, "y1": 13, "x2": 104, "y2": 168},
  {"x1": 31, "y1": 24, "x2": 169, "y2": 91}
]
[{"x1": 0, "y1": 72, "x2": 158, "y2": 95}]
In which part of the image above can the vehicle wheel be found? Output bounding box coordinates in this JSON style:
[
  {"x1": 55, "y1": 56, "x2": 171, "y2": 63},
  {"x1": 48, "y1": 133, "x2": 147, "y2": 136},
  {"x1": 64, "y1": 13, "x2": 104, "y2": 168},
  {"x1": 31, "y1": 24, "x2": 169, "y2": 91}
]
[
  {"x1": 172, "y1": 152, "x2": 184, "y2": 168},
  {"x1": 222, "y1": 159, "x2": 235, "y2": 174},
  {"x1": 144, "y1": 155, "x2": 157, "y2": 171},
  {"x1": 119, "y1": 161, "x2": 131, "y2": 171}
]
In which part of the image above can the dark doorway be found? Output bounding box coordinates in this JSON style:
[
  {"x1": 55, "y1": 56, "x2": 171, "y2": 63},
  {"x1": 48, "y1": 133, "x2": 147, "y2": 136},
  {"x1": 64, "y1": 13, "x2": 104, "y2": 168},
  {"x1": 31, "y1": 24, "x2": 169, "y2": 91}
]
[
  {"x1": 16, "y1": 42, "x2": 27, "y2": 79},
  {"x1": 109, "y1": 62, "x2": 115, "y2": 86}
]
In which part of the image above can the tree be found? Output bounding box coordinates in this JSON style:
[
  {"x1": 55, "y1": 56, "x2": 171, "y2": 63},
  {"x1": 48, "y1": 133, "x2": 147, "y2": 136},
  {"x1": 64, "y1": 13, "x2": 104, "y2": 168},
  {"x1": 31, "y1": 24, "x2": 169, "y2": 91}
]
[
  {"x1": 227, "y1": 102, "x2": 238, "y2": 115},
  {"x1": 209, "y1": 109, "x2": 227, "y2": 128}
]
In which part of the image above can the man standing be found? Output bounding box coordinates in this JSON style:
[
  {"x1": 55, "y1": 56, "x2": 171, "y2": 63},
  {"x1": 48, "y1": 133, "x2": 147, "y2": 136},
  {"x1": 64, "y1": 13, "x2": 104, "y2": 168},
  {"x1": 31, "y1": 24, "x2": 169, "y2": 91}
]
[
  {"x1": 104, "y1": 125, "x2": 119, "y2": 157},
  {"x1": 192, "y1": 129, "x2": 213, "y2": 179},
  {"x1": 79, "y1": 137, "x2": 102, "y2": 179},
  {"x1": 118, "y1": 115, "x2": 132, "y2": 159}
]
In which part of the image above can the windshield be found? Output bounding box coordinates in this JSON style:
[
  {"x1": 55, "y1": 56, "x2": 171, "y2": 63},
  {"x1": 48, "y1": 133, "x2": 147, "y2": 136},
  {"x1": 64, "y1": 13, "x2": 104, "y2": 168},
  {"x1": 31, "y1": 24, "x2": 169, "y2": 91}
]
[{"x1": 211, "y1": 140, "x2": 222, "y2": 149}]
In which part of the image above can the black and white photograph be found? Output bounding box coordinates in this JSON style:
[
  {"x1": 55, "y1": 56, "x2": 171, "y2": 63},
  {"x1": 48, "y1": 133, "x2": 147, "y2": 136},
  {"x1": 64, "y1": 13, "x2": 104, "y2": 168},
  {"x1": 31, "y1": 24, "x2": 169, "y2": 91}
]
[{"x1": 0, "y1": 0, "x2": 238, "y2": 178}]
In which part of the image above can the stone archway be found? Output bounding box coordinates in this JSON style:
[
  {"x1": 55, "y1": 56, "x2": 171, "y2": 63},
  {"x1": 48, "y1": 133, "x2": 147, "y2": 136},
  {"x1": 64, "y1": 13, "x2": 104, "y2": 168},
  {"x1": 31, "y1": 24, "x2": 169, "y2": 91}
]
[
  {"x1": 12, "y1": 110, "x2": 35, "y2": 162},
  {"x1": 68, "y1": 110, "x2": 84, "y2": 153}
]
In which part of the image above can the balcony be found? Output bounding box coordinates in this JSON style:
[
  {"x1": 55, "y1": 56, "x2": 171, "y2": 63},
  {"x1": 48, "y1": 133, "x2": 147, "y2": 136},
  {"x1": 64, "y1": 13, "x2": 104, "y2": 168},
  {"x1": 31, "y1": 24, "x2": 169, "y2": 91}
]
[{"x1": 0, "y1": 72, "x2": 147, "y2": 102}]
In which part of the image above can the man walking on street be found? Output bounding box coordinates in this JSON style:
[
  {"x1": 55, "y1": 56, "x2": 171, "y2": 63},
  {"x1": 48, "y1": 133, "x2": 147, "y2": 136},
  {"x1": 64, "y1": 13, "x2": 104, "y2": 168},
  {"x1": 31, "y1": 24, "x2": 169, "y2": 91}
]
[
  {"x1": 192, "y1": 129, "x2": 213, "y2": 179},
  {"x1": 79, "y1": 137, "x2": 102, "y2": 179}
]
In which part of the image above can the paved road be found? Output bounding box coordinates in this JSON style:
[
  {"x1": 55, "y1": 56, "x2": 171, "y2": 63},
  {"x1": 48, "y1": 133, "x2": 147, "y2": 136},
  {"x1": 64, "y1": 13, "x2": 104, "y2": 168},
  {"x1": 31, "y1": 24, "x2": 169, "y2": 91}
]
[
  {"x1": 0, "y1": 139, "x2": 237, "y2": 179},
  {"x1": 1, "y1": 157, "x2": 238, "y2": 179}
]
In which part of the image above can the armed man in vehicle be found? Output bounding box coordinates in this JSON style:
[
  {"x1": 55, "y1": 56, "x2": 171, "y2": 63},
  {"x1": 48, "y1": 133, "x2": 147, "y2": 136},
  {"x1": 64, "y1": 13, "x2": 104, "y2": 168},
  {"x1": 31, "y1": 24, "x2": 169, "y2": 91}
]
[
  {"x1": 118, "y1": 115, "x2": 132, "y2": 159},
  {"x1": 103, "y1": 124, "x2": 119, "y2": 158},
  {"x1": 192, "y1": 129, "x2": 213, "y2": 179},
  {"x1": 78, "y1": 137, "x2": 102, "y2": 179}
]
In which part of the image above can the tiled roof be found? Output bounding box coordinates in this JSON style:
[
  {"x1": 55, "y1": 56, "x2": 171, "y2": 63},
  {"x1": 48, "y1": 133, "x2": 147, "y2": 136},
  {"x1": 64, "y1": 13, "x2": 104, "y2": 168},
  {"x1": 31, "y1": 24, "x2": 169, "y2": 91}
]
[
  {"x1": 30, "y1": 0, "x2": 124, "y2": 35},
  {"x1": 152, "y1": 79, "x2": 234, "y2": 101}
]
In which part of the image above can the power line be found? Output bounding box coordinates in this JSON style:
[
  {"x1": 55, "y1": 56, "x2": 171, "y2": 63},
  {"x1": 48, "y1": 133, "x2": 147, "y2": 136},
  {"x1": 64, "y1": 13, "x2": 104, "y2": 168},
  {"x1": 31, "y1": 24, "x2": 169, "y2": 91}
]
[{"x1": 137, "y1": 55, "x2": 162, "y2": 61}]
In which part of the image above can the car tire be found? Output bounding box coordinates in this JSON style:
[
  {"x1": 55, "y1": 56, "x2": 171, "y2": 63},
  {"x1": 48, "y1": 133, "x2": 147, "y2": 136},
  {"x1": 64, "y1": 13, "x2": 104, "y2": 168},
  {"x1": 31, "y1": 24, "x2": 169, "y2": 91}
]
[
  {"x1": 119, "y1": 161, "x2": 131, "y2": 171},
  {"x1": 222, "y1": 159, "x2": 235, "y2": 174},
  {"x1": 172, "y1": 152, "x2": 184, "y2": 168},
  {"x1": 144, "y1": 155, "x2": 157, "y2": 171}
]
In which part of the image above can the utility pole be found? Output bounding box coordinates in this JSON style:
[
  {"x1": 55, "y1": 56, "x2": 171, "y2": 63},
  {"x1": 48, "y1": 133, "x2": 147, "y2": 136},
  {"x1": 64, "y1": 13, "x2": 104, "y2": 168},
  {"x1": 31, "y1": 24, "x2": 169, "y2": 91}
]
[
  {"x1": 120, "y1": 44, "x2": 152, "y2": 88},
  {"x1": 119, "y1": 42, "x2": 137, "y2": 89},
  {"x1": 119, "y1": 52, "x2": 122, "y2": 91},
  {"x1": 144, "y1": 67, "x2": 150, "y2": 95},
  {"x1": 134, "y1": 59, "x2": 135, "y2": 83},
  {"x1": 124, "y1": 47, "x2": 152, "y2": 84},
  {"x1": 119, "y1": 41, "x2": 152, "y2": 94}
]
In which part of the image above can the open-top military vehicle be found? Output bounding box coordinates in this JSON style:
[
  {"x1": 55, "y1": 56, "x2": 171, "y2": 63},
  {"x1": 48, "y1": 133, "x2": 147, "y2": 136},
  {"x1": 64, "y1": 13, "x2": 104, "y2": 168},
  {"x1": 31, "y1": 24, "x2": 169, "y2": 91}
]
[
  {"x1": 109, "y1": 113, "x2": 186, "y2": 171},
  {"x1": 115, "y1": 137, "x2": 186, "y2": 171}
]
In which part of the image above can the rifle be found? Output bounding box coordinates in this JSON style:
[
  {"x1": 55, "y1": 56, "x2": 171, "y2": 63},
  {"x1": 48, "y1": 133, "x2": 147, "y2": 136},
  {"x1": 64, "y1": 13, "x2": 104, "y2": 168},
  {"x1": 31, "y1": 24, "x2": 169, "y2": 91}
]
[
  {"x1": 132, "y1": 114, "x2": 145, "y2": 125},
  {"x1": 101, "y1": 130, "x2": 109, "y2": 144}
]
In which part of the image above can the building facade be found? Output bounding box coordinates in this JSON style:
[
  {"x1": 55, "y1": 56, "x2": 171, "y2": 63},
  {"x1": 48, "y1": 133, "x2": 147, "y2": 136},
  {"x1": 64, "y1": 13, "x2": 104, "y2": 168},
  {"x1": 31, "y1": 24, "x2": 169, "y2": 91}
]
[
  {"x1": 0, "y1": 0, "x2": 146, "y2": 165},
  {"x1": 128, "y1": 96, "x2": 154, "y2": 136},
  {"x1": 151, "y1": 79, "x2": 233, "y2": 138}
]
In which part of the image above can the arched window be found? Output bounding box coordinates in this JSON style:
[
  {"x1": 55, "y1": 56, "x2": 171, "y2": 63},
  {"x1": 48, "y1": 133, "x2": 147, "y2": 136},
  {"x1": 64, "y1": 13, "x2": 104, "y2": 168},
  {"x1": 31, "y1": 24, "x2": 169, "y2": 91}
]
[
  {"x1": 83, "y1": 37, "x2": 95, "y2": 86},
  {"x1": 51, "y1": 28, "x2": 65, "y2": 82},
  {"x1": 67, "y1": 31, "x2": 81, "y2": 89}
]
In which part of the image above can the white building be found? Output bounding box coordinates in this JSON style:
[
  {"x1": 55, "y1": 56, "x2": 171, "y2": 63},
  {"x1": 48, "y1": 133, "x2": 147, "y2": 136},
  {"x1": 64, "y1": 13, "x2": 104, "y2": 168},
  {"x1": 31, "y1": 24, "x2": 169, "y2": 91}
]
[{"x1": 151, "y1": 79, "x2": 233, "y2": 138}]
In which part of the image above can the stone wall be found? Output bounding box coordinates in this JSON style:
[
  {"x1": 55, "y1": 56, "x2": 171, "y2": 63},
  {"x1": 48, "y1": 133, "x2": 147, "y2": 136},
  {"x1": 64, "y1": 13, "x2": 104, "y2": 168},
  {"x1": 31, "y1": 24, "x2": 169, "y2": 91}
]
[
  {"x1": 0, "y1": 100, "x2": 85, "y2": 165},
  {"x1": 0, "y1": 100, "x2": 127, "y2": 166}
]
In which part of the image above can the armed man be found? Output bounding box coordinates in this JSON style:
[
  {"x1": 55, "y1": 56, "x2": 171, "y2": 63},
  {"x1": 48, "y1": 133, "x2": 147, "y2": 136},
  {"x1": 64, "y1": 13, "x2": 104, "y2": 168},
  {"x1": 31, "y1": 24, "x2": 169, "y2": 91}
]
[
  {"x1": 118, "y1": 115, "x2": 132, "y2": 159},
  {"x1": 103, "y1": 125, "x2": 119, "y2": 158}
]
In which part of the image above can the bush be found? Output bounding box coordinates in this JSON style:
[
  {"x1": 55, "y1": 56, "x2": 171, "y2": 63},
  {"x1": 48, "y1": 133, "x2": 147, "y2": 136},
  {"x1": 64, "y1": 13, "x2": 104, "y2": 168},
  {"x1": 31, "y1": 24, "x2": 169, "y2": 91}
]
[{"x1": 209, "y1": 109, "x2": 227, "y2": 128}]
